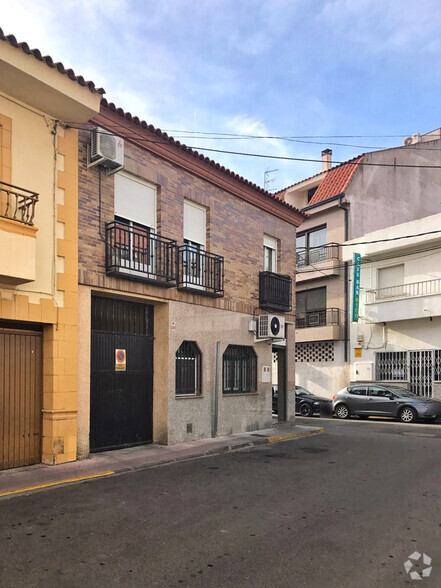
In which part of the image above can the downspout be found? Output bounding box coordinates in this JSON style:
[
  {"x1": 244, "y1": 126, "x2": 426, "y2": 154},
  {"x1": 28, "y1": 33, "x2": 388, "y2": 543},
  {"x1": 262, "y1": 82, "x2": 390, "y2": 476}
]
[
  {"x1": 338, "y1": 196, "x2": 349, "y2": 363},
  {"x1": 213, "y1": 341, "x2": 220, "y2": 437}
]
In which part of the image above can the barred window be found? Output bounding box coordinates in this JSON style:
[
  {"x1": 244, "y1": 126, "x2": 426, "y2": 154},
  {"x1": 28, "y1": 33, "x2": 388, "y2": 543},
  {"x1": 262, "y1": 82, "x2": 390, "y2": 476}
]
[
  {"x1": 375, "y1": 352, "x2": 407, "y2": 381},
  {"x1": 175, "y1": 341, "x2": 201, "y2": 396},
  {"x1": 223, "y1": 345, "x2": 257, "y2": 394}
]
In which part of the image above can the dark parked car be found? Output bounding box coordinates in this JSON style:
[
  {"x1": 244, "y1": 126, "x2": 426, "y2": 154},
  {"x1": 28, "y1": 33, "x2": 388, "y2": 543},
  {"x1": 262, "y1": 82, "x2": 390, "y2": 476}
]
[
  {"x1": 332, "y1": 384, "x2": 441, "y2": 423},
  {"x1": 272, "y1": 385, "x2": 332, "y2": 416},
  {"x1": 295, "y1": 385, "x2": 332, "y2": 417}
]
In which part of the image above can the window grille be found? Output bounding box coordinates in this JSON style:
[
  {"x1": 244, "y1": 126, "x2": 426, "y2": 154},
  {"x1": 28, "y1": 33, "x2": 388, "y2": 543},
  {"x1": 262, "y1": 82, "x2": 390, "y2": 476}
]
[
  {"x1": 223, "y1": 345, "x2": 257, "y2": 394},
  {"x1": 175, "y1": 341, "x2": 202, "y2": 396},
  {"x1": 375, "y1": 352, "x2": 407, "y2": 381}
]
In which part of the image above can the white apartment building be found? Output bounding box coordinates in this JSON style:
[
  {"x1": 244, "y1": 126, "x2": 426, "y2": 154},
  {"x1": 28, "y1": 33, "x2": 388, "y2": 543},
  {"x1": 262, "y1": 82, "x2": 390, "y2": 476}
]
[{"x1": 343, "y1": 213, "x2": 441, "y2": 399}]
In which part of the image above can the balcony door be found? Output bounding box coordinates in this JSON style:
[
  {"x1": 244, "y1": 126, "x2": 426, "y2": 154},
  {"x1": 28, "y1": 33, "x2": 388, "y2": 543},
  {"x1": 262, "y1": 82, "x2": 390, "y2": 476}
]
[
  {"x1": 114, "y1": 172, "x2": 156, "y2": 277},
  {"x1": 296, "y1": 226, "x2": 327, "y2": 266},
  {"x1": 296, "y1": 287, "x2": 326, "y2": 328},
  {"x1": 183, "y1": 201, "x2": 206, "y2": 290},
  {"x1": 114, "y1": 217, "x2": 154, "y2": 275}
]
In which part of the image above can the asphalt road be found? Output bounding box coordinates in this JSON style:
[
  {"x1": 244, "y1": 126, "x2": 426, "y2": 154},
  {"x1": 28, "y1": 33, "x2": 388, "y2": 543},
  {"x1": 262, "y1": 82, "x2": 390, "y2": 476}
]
[{"x1": 1, "y1": 417, "x2": 440, "y2": 587}]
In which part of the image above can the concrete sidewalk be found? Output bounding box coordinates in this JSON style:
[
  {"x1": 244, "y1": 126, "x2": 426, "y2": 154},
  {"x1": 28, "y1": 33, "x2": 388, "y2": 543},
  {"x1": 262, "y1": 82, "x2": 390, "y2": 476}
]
[{"x1": 0, "y1": 422, "x2": 324, "y2": 499}]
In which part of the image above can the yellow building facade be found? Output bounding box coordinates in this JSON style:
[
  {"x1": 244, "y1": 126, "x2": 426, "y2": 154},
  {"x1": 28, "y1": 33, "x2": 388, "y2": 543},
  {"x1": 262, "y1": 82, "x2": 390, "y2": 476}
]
[{"x1": 0, "y1": 33, "x2": 101, "y2": 468}]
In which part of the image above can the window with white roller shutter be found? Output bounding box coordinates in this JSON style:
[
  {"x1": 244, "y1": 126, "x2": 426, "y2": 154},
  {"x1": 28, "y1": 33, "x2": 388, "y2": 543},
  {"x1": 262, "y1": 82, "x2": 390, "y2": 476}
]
[
  {"x1": 184, "y1": 200, "x2": 206, "y2": 248},
  {"x1": 113, "y1": 172, "x2": 157, "y2": 273},
  {"x1": 114, "y1": 172, "x2": 156, "y2": 230},
  {"x1": 263, "y1": 235, "x2": 277, "y2": 272},
  {"x1": 183, "y1": 201, "x2": 207, "y2": 286}
]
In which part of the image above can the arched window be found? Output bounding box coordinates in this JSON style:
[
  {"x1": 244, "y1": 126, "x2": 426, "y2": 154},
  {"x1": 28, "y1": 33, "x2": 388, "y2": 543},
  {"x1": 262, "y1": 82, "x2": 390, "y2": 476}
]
[
  {"x1": 223, "y1": 345, "x2": 257, "y2": 394},
  {"x1": 175, "y1": 341, "x2": 202, "y2": 396}
]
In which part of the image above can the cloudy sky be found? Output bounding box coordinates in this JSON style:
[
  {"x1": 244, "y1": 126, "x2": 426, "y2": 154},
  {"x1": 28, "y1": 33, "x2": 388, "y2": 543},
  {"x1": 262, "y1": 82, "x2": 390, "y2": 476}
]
[{"x1": 1, "y1": 0, "x2": 441, "y2": 190}]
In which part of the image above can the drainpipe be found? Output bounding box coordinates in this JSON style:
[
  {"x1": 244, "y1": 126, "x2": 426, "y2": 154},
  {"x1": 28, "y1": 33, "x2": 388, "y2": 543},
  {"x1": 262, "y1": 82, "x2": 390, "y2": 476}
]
[
  {"x1": 213, "y1": 341, "x2": 220, "y2": 438},
  {"x1": 338, "y1": 196, "x2": 349, "y2": 363}
]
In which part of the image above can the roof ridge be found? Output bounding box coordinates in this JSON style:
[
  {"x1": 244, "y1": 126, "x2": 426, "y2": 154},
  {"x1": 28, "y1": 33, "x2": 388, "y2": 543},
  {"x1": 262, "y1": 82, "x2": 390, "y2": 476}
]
[{"x1": 0, "y1": 28, "x2": 105, "y2": 95}]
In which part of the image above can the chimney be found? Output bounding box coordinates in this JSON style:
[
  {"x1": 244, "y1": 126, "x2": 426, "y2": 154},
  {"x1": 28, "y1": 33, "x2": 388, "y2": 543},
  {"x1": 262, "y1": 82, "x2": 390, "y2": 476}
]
[{"x1": 322, "y1": 149, "x2": 332, "y2": 171}]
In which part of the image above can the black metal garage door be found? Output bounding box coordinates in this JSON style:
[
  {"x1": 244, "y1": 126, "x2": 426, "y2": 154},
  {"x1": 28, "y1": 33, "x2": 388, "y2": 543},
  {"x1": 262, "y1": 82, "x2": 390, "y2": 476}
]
[{"x1": 90, "y1": 297, "x2": 153, "y2": 452}]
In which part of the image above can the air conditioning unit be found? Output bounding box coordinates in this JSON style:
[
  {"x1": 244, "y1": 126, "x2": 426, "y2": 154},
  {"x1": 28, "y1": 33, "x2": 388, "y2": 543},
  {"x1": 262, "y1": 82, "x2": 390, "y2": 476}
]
[
  {"x1": 258, "y1": 315, "x2": 285, "y2": 339},
  {"x1": 308, "y1": 313, "x2": 321, "y2": 326},
  {"x1": 403, "y1": 133, "x2": 421, "y2": 146},
  {"x1": 87, "y1": 127, "x2": 124, "y2": 174}
]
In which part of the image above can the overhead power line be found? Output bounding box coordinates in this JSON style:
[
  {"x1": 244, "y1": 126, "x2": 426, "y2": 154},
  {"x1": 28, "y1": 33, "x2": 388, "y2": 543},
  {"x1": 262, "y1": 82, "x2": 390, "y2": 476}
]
[
  {"x1": 296, "y1": 241, "x2": 441, "y2": 275},
  {"x1": 67, "y1": 124, "x2": 441, "y2": 170}
]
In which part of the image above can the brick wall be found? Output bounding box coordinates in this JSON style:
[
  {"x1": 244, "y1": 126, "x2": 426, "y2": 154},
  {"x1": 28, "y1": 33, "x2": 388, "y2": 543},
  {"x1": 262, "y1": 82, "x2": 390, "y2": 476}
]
[{"x1": 78, "y1": 127, "x2": 297, "y2": 314}]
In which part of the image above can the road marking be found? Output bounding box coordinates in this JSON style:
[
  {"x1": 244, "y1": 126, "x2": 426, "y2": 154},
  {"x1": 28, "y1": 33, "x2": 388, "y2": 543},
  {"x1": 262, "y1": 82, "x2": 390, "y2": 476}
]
[
  {"x1": 0, "y1": 471, "x2": 115, "y2": 498},
  {"x1": 268, "y1": 429, "x2": 325, "y2": 443}
]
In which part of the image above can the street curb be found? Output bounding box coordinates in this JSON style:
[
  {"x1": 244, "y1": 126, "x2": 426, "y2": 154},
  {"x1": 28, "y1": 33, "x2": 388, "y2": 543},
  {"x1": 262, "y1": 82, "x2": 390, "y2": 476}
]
[
  {"x1": 0, "y1": 471, "x2": 115, "y2": 498},
  {"x1": 268, "y1": 428, "x2": 325, "y2": 443},
  {"x1": 0, "y1": 427, "x2": 325, "y2": 499}
]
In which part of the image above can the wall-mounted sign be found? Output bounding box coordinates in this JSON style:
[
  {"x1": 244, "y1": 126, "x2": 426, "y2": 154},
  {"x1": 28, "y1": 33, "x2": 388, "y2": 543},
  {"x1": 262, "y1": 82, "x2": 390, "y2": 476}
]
[
  {"x1": 115, "y1": 349, "x2": 126, "y2": 371},
  {"x1": 354, "y1": 347, "x2": 362, "y2": 358},
  {"x1": 171, "y1": 321, "x2": 176, "y2": 333},
  {"x1": 352, "y1": 253, "x2": 361, "y2": 322}
]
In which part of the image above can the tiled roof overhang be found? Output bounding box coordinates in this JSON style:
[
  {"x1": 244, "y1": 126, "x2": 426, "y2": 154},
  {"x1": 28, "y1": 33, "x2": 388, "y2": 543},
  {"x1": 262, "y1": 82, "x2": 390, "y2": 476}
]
[{"x1": 0, "y1": 28, "x2": 105, "y2": 95}]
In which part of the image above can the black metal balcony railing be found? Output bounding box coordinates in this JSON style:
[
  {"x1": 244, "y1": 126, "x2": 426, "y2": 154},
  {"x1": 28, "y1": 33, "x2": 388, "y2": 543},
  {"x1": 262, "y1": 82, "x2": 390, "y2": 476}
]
[
  {"x1": 296, "y1": 242, "x2": 339, "y2": 268},
  {"x1": 177, "y1": 245, "x2": 224, "y2": 297},
  {"x1": 296, "y1": 307, "x2": 341, "y2": 329},
  {"x1": 106, "y1": 221, "x2": 177, "y2": 286},
  {"x1": 259, "y1": 271, "x2": 292, "y2": 313},
  {"x1": 0, "y1": 181, "x2": 38, "y2": 226}
]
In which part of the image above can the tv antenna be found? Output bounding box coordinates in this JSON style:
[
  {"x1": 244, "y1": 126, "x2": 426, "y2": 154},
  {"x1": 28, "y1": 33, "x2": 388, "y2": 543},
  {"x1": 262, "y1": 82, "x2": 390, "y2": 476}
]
[{"x1": 264, "y1": 168, "x2": 279, "y2": 191}]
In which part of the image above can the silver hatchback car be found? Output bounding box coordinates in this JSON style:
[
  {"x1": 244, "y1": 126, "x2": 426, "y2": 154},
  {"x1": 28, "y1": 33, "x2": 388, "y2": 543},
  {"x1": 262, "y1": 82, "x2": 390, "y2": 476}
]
[{"x1": 333, "y1": 384, "x2": 441, "y2": 423}]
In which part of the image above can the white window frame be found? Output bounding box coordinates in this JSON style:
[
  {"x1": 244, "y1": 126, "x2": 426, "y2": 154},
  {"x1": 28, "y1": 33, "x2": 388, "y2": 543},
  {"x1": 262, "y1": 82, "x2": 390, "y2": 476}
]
[
  {"x1": 263, "y1": 235, "x2": 277, "y2": 273},
  {"x1": 184, "y1": 201, "x2": 207, "y2": 289}
]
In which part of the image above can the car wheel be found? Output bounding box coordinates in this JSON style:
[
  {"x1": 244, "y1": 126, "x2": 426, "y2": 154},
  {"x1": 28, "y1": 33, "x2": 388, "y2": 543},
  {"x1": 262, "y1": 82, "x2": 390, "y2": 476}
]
[
  {"x1": 399, "y1": 406, "x2": 417, "y2": 423},
  {"x1": 358, "y1": 415, "x2": 369, "y2": 420},
  {"x1": 335, "y1": 404, "x2": 351, "y2": 419},
  {"x1": 299, "y1": 403, "x2": 313, "y2": 417}
]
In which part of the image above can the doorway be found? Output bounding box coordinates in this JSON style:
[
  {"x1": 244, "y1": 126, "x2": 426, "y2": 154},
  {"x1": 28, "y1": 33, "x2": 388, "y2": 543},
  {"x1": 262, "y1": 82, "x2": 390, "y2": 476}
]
[{"x1": 90, "y1": 297, "x2": 154, "y2": 451}]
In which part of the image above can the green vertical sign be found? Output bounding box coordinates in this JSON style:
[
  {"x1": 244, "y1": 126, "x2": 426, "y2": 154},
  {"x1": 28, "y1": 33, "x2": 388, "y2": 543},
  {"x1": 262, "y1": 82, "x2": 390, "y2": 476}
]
[{"x1": 352, "y1": 253, "x2": 361, "y2": 322}]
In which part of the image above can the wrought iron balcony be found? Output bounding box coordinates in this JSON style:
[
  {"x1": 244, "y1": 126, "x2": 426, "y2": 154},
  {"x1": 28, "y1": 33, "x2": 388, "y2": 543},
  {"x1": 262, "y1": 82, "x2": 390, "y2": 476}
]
[
  {"x1": 177, "y1": 245, "x2": 224, "y2": 297},
  {"x1": 296, "y1": 307, "x2": 342, "y2": 329},
  {"x1": 105, "y1": 220, "x2": 177, "y2": 286},
  {"x1": 0, "y1": 181, "x2": 38, "y2": 226},
  {"x1": 296, "y1": 242, "x2": 339, "y2": 267},
  {"x1": 259, "y1": 271, "x2": 292, "y2": 312},
  {"x1": 366, "y1": 278, "x2": 441, "y2": 303}
]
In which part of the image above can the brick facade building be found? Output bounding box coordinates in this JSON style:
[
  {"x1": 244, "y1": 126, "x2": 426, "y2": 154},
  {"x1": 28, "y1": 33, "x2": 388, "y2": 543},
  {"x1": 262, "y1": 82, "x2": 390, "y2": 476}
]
[{"x1": 76, "y1": 100, "x2": 305, "y2": 455}]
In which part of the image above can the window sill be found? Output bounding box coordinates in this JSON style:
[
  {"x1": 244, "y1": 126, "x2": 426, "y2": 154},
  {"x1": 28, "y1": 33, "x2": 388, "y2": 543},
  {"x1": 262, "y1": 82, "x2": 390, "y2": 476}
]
[
  {"x1": 222, "y1": 392, "x2": 259, "y2": 397},
  {"x1": 175, "y1": 394, "x2": 204, "y2": 399}
]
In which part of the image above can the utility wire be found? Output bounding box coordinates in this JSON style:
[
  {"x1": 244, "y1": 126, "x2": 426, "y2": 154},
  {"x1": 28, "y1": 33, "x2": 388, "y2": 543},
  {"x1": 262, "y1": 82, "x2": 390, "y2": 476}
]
[
  {"x1": 67, "y1": 124, "x2": 441, "y2": 169},
  {"x1": 68, "y1": 123, "x2": 441, "y2": 151},
  {"x1": 296, "y1": 241, "x2": 441, "y2": 275}
]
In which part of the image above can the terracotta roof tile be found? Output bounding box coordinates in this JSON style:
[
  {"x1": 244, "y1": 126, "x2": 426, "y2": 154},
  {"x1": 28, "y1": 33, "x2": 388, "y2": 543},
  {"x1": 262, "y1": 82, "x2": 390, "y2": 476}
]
[
  {"x1": 101, "y1": 99, "x2": 306, "y2": 218},
  {"x1": 307, "y1": 155, "x2": 364, "y2": 205},
  {"x1": 0, "y1": 28, "x2": 105, "y2": 95}
]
